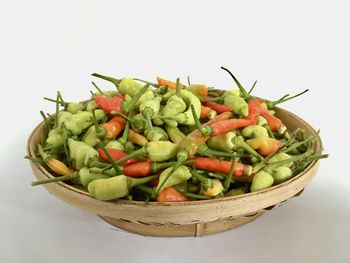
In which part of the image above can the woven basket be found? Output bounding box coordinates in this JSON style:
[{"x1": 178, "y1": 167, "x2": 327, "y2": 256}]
[{"x1": 27, "y1": 107, "x2": 321, "y2": 237}]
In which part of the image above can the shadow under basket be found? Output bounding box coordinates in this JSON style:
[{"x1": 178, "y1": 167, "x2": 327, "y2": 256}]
[{"x1": 27, "y1": 107, "x2": 321, "y2": 237}]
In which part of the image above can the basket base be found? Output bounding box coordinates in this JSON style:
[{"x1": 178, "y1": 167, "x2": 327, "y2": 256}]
[{"x1": 99, "y1": 211, "x2": 264, "y2": 237}]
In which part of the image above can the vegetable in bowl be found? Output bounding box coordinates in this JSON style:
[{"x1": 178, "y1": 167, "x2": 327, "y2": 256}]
[{"x1": 27, "y1": 67, "x2": 327, "y2": 203}]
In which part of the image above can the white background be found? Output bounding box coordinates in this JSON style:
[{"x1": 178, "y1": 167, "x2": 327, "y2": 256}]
[{"x1": 1, "y1": 1, "x2": 349, "y2": 262}]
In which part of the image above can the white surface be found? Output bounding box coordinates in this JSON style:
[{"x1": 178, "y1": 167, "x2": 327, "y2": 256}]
[{"x1": 1, "y1": 1, "x2": 349, "y2": 262}]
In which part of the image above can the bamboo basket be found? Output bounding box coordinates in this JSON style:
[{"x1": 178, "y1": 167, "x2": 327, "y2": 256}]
[{"x1": 27, "y1": 107, "x2": 321, "y2": 237}]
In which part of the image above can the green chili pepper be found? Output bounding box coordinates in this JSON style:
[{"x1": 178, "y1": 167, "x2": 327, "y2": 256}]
[
  {"x1": 139, "y1": 96, "x2": 162, "y2": 130},
  {"x1": 66, "y1": 102, "x2": 85, "y2": 114},
  {"x1": 105, "y1": 140, "x2": 125, "y2": 151},
  {"x1": 124, "y1": 141, "x2": 135, "y2": 153},
  {"x1": 87, "y1": 174, "x2": 158, "y2": 201},
  {"x1": 165, "y1": 125, "x2": 186, "y2": 144},
  {"x1": 250, "y1": 170, "x2": 274, "y2": 192},
  {"x1": 271, "y1": 166, "x2": 293, "y2": 184},
  {"x1": 223, "y1": 94, "x2": 248, "y2": 117},
  {"x1": 162, "y1": 89, "x2": 202, "y2": 126},
  {"x1": 242, "y1": 125, "x2": 269, "y2": 138},
  {"x1": 146, "y1": 141, "x2": 178, "y2": 162},
  {"x1": 121, "y1": 84, "x2": 151, "y2": 113},
  {"x1": 207, "y1": 131, "x2": 236, "y2": 152},
  {"x1": 157, "y1": 165, "x2": 191, "y2": 192},
  {"x1": 68, "y1": 138, "x2": 99, "y2": 170},
  {"x1": 31, "y1": 167, "x2": 109, "y2": 188},
  {"x1": 56, "y1": 111, "x2": 73, "y2": 129},
  {"x1": 63, "y1": 111, "x2": 93, "y2": 135},
  {"x1": 162, "y1": 95, "x2": 187, "y2": 127},
  {"x1": 144, "y1": 127, "x2": 169, "y2": 141},
  {"x1": 268, "y1": 152, "x2": 293, "y2": 168},
  {"x1": 112, "y1": 141, "x2": 178, "y2": 165},
  {"x1": 81, "y1": 126, "x2": 100, "y2": 147},
  {"x1": 46, "y1": 127, "x2": 63, "y2": 146},
  {"x1": 152, "y1": 105, "x2": 164, "y2": 126}
]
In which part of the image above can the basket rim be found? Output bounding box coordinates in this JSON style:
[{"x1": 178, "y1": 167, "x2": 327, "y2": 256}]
[{"x1": 27, "y1": 105, "x2": 322, "y2": 207}]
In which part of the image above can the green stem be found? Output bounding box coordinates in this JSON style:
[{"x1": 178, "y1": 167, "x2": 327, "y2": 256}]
[
  {"x1": 262, "y1": 123, "x2": 275, "y2": 138},
  {"x1": 91, "y1": 73, "x2": 121, "y2": 87},
  {"x1": 25, "y1": 155, "x2": 46, "y2": 166},
  {"x1": 264, "y1": 150, "x2": 313, "y2": 172},
  {"x1": 187, "y1": 76, "x2": 191, "y2": 86},
  {"x1": 224, "y1": 156, "x2": 237, "y2": 190},
  {"x1": 154, "y1": 154, "x2": 187, "y2": 195},
  {"x1": 220, "y1": 66, "x2": 250, "y2": 100},
  {"x1": 62, "y1": 130, "x2": 71, "y2": 167},
  {"x1": 190, "y1": 104, "x2": 212, "y2": 136},
  {"x1": 118, "y1": 121, "x2": 129, "y2": 146},
  {"x1": 43, "y1": 97, "x2": 66, "y2": 107},
  {"x1": 97, "y1": 142, "x2": 123, "y2": 175},
  {"x1": 113, "y1": 112, "x2": 133, "y2": 123},
  {"x1": 191, "y1": 169, "x2": 213, "y2": 189},
  {"x1": 130, "y1": 174, "x2": 159, "y2": 188},
  {"x1": 282, "y1": 132, "x2": 319, "y2": 154},
  {"x1": 132, "y1": 78, "x2": 159, "y2": 88},
  {"x1": 176, "y1": 78, "x2": 181, "y2": 97},
  {"x1": 122, "y1": 84, "x2": 150, "y2": 113},
  {"x1": 92, "y1": 110, "x2": 106, "y2": 139},
  {"x1": 266, "y1": 89, "x2": 309, "y2": 109},
  {"x1": 232, "y1": 137, "x2": 263, "y2": 161},
  {"x1": 175, "y1": 187, "x2": 211, "y2": 200},
  {"x1": 57, "y1": 91, "x2": 67, "y2": 110},
  {"x1": 91, "y1": 82, "x2": 106, "y2": 96},
  {"x1": 55, "y1": 92, "x2": 60, "y2": 126},
  {"x1": 114, "y1": 147, "x2": 148, "y2": 165},
  {"x1": 142, "y1": 109, "x2": 154, "y2": 130},
  {"x1": 40, "y1": 111, "x2": 51, "y2": 130},
  {"x1": 200, "y1": 96, "x2": 223, "y2": 102},
  {"x1": 248, "y1": 80, "x2": 258, "y2": 95},
  {"x1": 31, "y1": 174, "x2": 75, "y2": 186}
]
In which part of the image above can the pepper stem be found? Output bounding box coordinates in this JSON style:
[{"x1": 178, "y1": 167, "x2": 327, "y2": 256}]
[
  {"x1": 130, "y1": 174, "x2": 159, "y2": 188},
  {"x1": 190, "y1": 104, "x2": 212, "y2": 136},
  {"x1": 43, "y1": 97, "x2": 67, "y2": 107},
  {"x1": 142, "y1": 108, "x2": 154, "y2": 130},
  {"x1": 191, "y1": 169, "x2": 213, "y2": 189},
  {"x1": 97, "y1": 142, "x2": 123, "y2": 175},
  {"x1": 91, "y1": 81, "x2": 106, "y2": 96},
  {"x1": 248, "y1": 80, "x2": 258, "y2": 95},
  {"x1": 133, "y1": 78, "x2": 159, "y2": 88},
  {"x1": 31, "y1": 174, "x2": 75, "y2": 186},
  {"x1": 91, "y1": 73, "x2": 121, "y2": 87},
  {"x1": 40, "y1": 110, "x2": 51, "y2": 130},
  {"x1": 55, "y1": 91, "x2": 60, "y2": 126},
  {"x1": 92, "y1": 110, "x2": 106, "y2": 139},
  {"x1": 187, "y1": 76, "x2": 191, "y2": 86},
  {"x1": 176, "y1": 78, "x2": 181, "y2": 97},
  {"x1": 114, "y1": 147, "x2": 148, "y2": 165},
  {"x1": 266, "y1": 89, "x2": 309, "y2": 109},
  {"x1": 175, "y1": 187, "x2": 211, "y2": 200},
  {"x1": 220, "y1": 66, "x2": 250, "y2": 101},
  {"x1": 122, "y1": 84, "x2": 150, "y2": 113},
  {"x1": 154, "y1": 151, "x2": 188, "y2": 196},
  {"x1": 25, "y1": 155, "x2": 46, "y2": 166},
  {"x1": 224, "y1": 156, "x2": 238, "y2": 190},
  {"x1": 118, "y1": 121, "x2": 129, "y2": 146},
  {"x1": 282, "y1": 131, "x2": 319, "y2": 154},
  {"x1": 232, "y1": 136, "x2": 264, "y2": 161},
  {"x1": 62, "y1": 130, "x2": 71, "y2": 167}
]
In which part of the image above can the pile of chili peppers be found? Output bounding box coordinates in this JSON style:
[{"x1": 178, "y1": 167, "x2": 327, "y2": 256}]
[{"x1": 28, "y1": 67, "x2": 328, "y2": 202}]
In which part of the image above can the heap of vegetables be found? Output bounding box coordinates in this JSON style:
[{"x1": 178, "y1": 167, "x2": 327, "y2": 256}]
[{"x1": 27, "y1": 67, "x2": 327, "y2": 202}]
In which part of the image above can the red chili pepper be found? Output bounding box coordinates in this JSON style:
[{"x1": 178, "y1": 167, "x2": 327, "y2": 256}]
[
  {"x1": 246, "y1": 99, "x2": 282, "y2": 131},
  {"x1": 97, "y1": 148, "x2": 137, "y2": 167},
  {"x1": 190, "y1": 157, "x2": 245, "y2": 176},
  {"x1": 209, "y1": 118, "x2": 256, "y2": 136},
  {"x1": 101, "y1": 116, "x2": 126, "y2": 139},
  {"x1": 200, "y1": 105, "x2": 216, "y2": 119},
  {"x1": 157, "y1": 76, "x2": 185, "y2": 90},
  {"x1": 94, "y1": 94, "x2": 125, "y2": 114},
  {"x1": 203, "y1": 101, "x2": 232, "y2": 113},
  {"x1": 123, "y1": 160, "x2": 152, "y2": 177},
  {"x1": 177, "y1": 112, "x2": 232, "y2": 157},
  {"x1": 156, "y1": 187, "x2": 188, "y2": 202}
]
